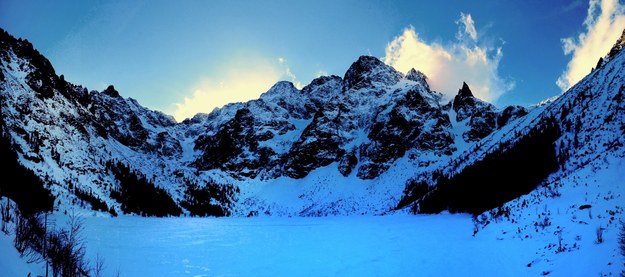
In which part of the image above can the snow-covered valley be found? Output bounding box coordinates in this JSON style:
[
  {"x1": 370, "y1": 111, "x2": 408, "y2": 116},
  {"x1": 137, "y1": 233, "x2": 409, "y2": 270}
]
[
  {"x1": 2, "y1": 210, "x2": 620, "y2": 277},
  {"x1": 1, "y1": 18, "x2": 625, "y2": 277},
  {"x1": 2, "y1": 146, "x2": 623, "y2": 276}
]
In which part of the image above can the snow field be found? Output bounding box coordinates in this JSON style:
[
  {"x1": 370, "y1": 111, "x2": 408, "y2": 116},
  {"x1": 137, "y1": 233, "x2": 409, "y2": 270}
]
[{"x1": 77, "y1": 214, "x2": 539, "y2": 277}]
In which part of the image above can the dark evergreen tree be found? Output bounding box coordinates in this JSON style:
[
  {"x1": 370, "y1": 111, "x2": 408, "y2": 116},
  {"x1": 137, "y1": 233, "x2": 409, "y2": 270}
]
[
  {"x1": 399, "y1": 117, "x2": 561, "y2": 215},
  {"x1": 180, "y1": 179, "x2": 237, "y2": 217},
  {"x1": 0, "y1": 117, "x2": 54, "y2": 215},
  {"x1": 73, "y1": 186, "x2": 109, "y2": 213},
  {"x1": 107, "y1": 161, "x2": 181, "y2": 217}
]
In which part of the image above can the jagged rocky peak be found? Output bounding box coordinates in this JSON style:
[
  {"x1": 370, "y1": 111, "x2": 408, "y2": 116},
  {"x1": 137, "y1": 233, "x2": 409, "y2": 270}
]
[
  {"x1": 258, "y1": 80, "x2": 305, "y2": 105},
  {"x1": 452, "y1": 82, "x2": 487, "y2": 121},
  {"x1": 450, "y1": 82, "x2": 496, "y2": 142},
  {"x1": 405, "y1": 68, "x2": 428, "y2": 86},
  {"x1": 405, "y1": 68, "x2": 432, "y2": 94},
  {"x1": 257, "y1": 81, "x2": 299, "y2": 105},
  {"x1": 448, "y1": 81, "x2": 528, "y2": 142},
  {"x1": 255, "y1": 80, "x2": 312, "y2": 120},
  {"x1": 0, "y1": 28, "x2": 61, "y2": 99},
  {"x1": 103, "y1": 85, "x2": 120, "y2": 98},
  {"x1": 458, "y1": 82, "x2": 473, "y2": 97},
  {"x1": 343, "y1": 55, "x2": 402, "y2": 90}
]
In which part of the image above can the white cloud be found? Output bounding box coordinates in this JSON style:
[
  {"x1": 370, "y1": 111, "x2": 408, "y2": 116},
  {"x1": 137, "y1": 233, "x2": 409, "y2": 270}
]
[
  {"x1": 278, "y1": 57, "x2": 303, "y2": 89},
  {"x1": 171, "y1": 56, "x2": 307, "y2": 121},
  {"x1": 316, "y1": 70, "x2": 329, "y2": 77},
  {"x1": 557, "y1": 0, "x2": 625, "y2": 91},
  {"x1": 457, "y1": 13, "x2": 478, "y2": 42},
  {"x1": 172, "y1": 57, "x2": 282, "y2": 121},
  {"x1": 384, "y1": 14, "x2": 513, "y2": 102}
]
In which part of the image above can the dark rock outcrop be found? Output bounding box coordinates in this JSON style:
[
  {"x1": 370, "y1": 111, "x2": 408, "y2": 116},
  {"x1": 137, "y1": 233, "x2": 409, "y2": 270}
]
[{"x1": 451, "y1": 82, "x2": 527, "y2": 142}]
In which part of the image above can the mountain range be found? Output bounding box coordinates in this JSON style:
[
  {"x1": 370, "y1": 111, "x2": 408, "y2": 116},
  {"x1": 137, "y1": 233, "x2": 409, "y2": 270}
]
[{"x1": 0, "y1": 27, "x2": 623, "y2": 222}]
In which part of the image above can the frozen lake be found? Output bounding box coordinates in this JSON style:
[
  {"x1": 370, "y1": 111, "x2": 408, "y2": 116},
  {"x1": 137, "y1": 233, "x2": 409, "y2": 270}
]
[{"x1": 79, "y1": 214, "x2": 538, "y2": 276}]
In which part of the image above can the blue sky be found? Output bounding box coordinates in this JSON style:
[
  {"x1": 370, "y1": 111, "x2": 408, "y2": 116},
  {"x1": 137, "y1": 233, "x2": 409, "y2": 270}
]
[{"x1": 1, "y1": 0, "x2": 624, "y2": 121}]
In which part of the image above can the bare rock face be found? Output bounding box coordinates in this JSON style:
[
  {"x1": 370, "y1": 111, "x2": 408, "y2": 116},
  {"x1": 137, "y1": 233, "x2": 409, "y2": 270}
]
[
  {"x1": 194, "y1": 108, "x2": 263, "y2": 177},
  {"x1": 358, "y1": 88, "x2": 454, "y2": 179},
  {"x1": 190, "y1": 57, "x2": 527, "y2": 180},
  {"x1": 497, "y1": 105, "x2": 528, "y2": 128},
  {"x1": 283, "y1": 102, "x2": 347, "y2": 179},
  {"x1": 451, "y1": 82, "x2": 527, "y2": 142}
]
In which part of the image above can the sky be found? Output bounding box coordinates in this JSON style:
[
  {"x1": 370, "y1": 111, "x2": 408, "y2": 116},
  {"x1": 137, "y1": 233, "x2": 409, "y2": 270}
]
[{"x1": 1, "y1": 0, "x2": 624, "y2": 121}]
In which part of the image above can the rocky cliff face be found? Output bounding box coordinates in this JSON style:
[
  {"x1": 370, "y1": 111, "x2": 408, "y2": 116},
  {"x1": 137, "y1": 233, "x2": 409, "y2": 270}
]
[
  {"x1": 450, "y1": 82, "x2": 527, "y2": 142},
  {"x1": 191, "y1": 55, "x2": 528, "y2": 180}
]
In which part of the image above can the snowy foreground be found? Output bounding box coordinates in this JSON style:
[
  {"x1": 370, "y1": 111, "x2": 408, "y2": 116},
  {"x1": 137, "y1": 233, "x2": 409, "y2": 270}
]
[
  {"x1": 2, "y1": 155, "x2": 623, "y2": 276},
  {"x1": 82, "y1": 215, "x2": 494, "y2": 277},
  {"x1": 2, "y1": 212, "x2": 619, "y2": 277},
  {"x1": 1, "y1": 153, "x2": 624, "y2": 276}
]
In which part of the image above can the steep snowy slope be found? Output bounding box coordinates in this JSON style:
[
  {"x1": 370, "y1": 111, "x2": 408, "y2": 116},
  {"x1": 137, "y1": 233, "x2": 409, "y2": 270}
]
[
  {"x1": 400, "y1": 30, "x2": 625, "y2": 215},
  {"x1": 398, "y1": 30, "x2": 625, "y2": 275},
  {"x1": 0, "y1": 29, "x2": 234, "y2": 217}
]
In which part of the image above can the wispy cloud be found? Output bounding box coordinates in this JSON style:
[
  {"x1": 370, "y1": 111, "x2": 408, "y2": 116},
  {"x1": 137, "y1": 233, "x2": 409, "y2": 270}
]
[
  {"x1": 557, "y1": 0, "x2": 625, "y2": 91},
  {"x1": 384, "y1": 14, "x2": 513, "y2": 102},
  {"x1": 171, "y1": 55, "x2": 308, "y2": 121},
  {"x1": 316, "y1": 70, "x2": 329, "y2": 77},
  {"x1": 172, "y1": 57, "x2": 281, "y2": 121},
  {"x1": 561, "y1": 0, "x2": 585, "y2": 13},
  {"x1": 278, "y1": 57, "x2": 303, "y2": 89},
  {"x1": 457, "y1": 13, "x2": 478, "y2": 42}
]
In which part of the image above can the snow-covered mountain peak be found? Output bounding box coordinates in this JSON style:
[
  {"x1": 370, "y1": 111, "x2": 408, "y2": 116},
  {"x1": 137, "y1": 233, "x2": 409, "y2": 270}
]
[
  {"x1": 343, "y1": 55, "x2": 403, "y2": 90},
  {"x1": 263, "y1": 80, "x2": 298, "y2": 96},
  {"x1": 444, "y1": 81, "x2": 528, "y2": 143},
  {"x1": 403, "y1": 27, "x2": 625, "y2": 215},
  {"x1": 405, "y1": 68, "x2": 429, "y2": 86},
  {"x1": 102, "y1": 85, "x2": 120, "y2": 98},
  {"x1": 452, "y1": 82, "x2": 494, "y2": 121}
]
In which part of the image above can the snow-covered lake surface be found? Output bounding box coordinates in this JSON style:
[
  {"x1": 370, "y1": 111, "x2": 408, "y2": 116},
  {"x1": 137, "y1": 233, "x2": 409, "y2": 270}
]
[
  {"x1": 78, "y1": 214, "x2": 541, "y2": 277},
  {"x1": 2, "y1": 209, "x2": 621, "y2": 276}
]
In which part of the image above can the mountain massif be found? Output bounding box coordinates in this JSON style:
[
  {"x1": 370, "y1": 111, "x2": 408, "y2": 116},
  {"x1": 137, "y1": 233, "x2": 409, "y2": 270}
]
[{"x1": 0, "y1": 27, "x2": 623, "y2": 224}]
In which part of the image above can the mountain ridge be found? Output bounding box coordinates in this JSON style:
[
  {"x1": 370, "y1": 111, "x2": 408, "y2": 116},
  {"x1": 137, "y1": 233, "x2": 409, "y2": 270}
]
[{"x1": 0, "y1": 27, "x2": 622, "y2": 222}]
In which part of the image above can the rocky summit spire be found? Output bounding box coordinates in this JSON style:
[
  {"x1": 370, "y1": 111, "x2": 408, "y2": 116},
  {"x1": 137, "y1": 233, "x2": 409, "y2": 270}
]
[
  {"x1": 103, "y1": 85, "x2": 120, "y2": 98},
  {"x1": 452, "y1": 82, "x2": 487, "y2": 122},
  {"x1": 458, "y1": 82, "x2": 473, "y2": 97}
]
